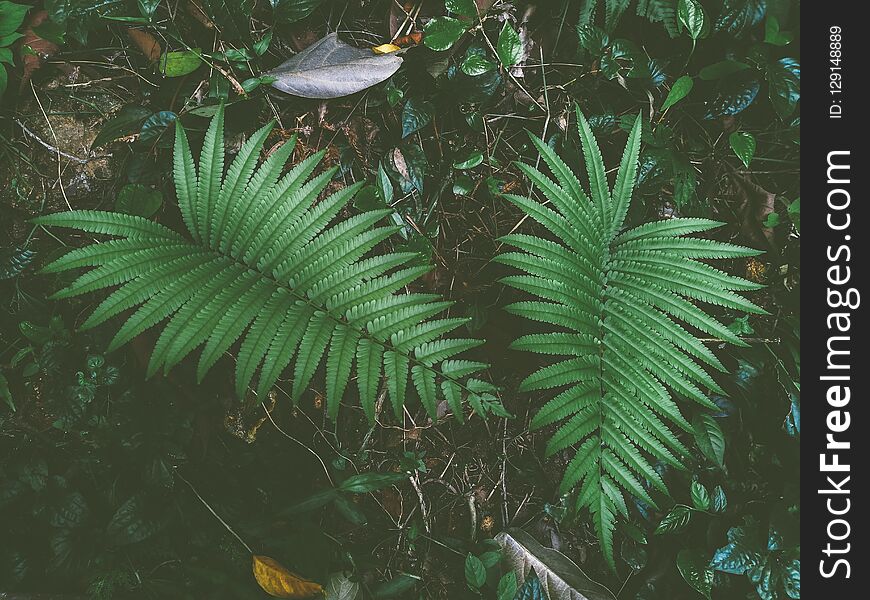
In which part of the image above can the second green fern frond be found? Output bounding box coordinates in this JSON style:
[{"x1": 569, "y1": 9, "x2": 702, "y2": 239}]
[{"x1": 498, "y1": 107, "x2": 764, "y2": 569}]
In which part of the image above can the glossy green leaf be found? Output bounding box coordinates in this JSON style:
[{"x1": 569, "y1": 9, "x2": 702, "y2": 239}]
[
  {"x1": 453, "y1": 152, "x2": 484, "y2": 170},
  {"x1": 464, "y1": 553, "x2": 486, "y2": 589},
  {"x1": 690, "y1": 481, "x2": 710, "y2": 510},
  {"x1": 729, "y1": 131, "x2": 756, "y2": 168},
  {"x1": 655, "y1": 505, "x2": 692, "y2": 535},
  {"x1": 661, "y1": 75, "x2": 693, "y2": 111},
  {"x1": 694, "y1": 413, "x2": 725, "y2": 467},
  {"x1": 401, "y1": 97, "x2": 434, "y2": 138},
  {"x1": 677, "y1": 549, "x2": 713, "y2": 599},
  {"x1": 158, "y1": 50, "x2": 202, "y2": 78},
  {"x1": 446, "y1": 0, "x2": 476, "y2": 17},
  {"x1": 497, "y1": 571, "x2": 518, "y2": 600},
  {"x1": 497, "y1": 21, "x2": 523, "y2": 67},
  {"x1": 767, "y1": 58, "x2": 800, "y2": 118},
  {"x1": 423, "y1": 16, "x2": 468, "y2": 51},
  {"x1": 678, "y1": 0, "x2": 706, "y2": 40}
]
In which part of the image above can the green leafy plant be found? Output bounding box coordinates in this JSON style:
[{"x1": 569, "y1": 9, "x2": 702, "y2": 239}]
[
  {"x1": 497, "y1": 107, "x2": 765, "y2": 568},
  {"x1": 33, "y1": 106, "x2": 493, "y2": 423},
  {"x1": 0, "y1": 0, "x2": 30, "y2": 101}
]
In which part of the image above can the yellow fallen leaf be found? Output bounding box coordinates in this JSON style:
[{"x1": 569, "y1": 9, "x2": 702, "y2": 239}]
[
  {"x1": 252, "y1": 555, "x2": 324, "y2": 598},
  {"x1": 372, "y1": 43, "x2": 401, "y2": 55}
]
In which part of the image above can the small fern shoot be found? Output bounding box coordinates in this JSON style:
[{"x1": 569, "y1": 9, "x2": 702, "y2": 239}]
[
  {"x1": 34, "y1": 107, "x2": 494, "y2": 423},
  {"x1": 497, "y1": 108, "x2": 765, "y2": 568}
]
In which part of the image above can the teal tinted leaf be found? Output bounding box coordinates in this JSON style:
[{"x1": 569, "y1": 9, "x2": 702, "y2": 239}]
[
  {"x1": 92, "y1": 105, "x2": 153, "y2": 148},
  {"x1": 497, "y1": 21, "x2": 523, "y2": 67},
  {"x1": 782, "y1": 558, "x2": 800, "y2": 598},
  {"x1": 729, "y1": 131, "x2": 756, "y2": 167},
  {"x1": 704, "y1": 79, "x2": 759, "y2": 119},
  {"x1": 655, "y1": 505, "x2": 692, "y2": 535},
  {"x1": 401, "y1": 97, "x2": 434, "y2": 138},
  {"x1": 453, "y1": 152, "x2": 483, "y2": 170},
  {"x1": 115, "y1": 184, "x2": 163, "y2": 218},
  {"x1": 767, "y1": 58, "x2": 800, "y2": 118},
  {"x1": 698, "y1": 60, "x2": 750, "y2": 80},
  {"x1": 0, "y1": 246, "x2": 35, "y2": 280},
  {"x1": 423, "y1": 16, "x2": 467, "y2": 51},
  {"x1": 661, "y1": 75, "x2": 693, "y2": 111},
  {"x1": 690, "y1": 481, "x2": 710, "y2": 510},
  {"x1": 158, "y1": 50, "x2": 202, "y2": 77},
  {"x1": 138, "y1": 111, "x2": 177, "y2": 145},
  {"x1": 711, "y1": 526, "x2": 761, "y2": 574},
  {"x1": 694, "y1": 413, "x2": 725, "y2": 467},
  {"x1": 677, "y1": 549, "x2": 713, "y2": 599},
  {"x1": 446, "y1": 0, "x2": 476, "y2": 17},
  {"x1": 465, "y1": 553, "x2": 486, "y2": 589},
  {"x1": 515, "y1": 575, "x2": 545, "y2": 600},
  {"x1": 714, "y1": 0, "x2": 766, "y2": 36}
]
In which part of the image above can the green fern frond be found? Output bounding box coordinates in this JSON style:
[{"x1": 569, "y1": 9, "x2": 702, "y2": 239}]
[
  {"x1": 579, "y1": 0, "x2": 678, "y2": 36},
  {"x1": 34, "y1": 107, "x2": 491, "y2": 423},
  {"x1": 500, "y1": 108, "x2": 763, "y2": 569}
]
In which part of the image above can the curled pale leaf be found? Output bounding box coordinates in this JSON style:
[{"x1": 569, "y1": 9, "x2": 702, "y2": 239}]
[
  {"x1": 269, "y1": 33, "x2": 402, "y2": 98},
  {"x1": 495, "y1": 529, "x2": 616, "y2": 600},
  {"x1": 253, "y1": 555, "x2": 324, "y2": 598}
]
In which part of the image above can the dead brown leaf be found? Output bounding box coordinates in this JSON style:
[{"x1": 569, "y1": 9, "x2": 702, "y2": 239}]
[
  {"x1": 17, "y1": 10, "x2": 59, "y2": 92},
  {"x1": 127, "y1": 28, "x2": 162, "y2": 63}
]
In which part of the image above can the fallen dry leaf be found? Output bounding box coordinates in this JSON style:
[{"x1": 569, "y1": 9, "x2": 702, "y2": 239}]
[
  {"x1": 392, "y1": 32, "x2": 423, "y2": 47},
  {"x1": 127, "y1": 28, "x2": 162, "y2": 63},
  {"x1": 17, "y1": 10, "x2": 59, "y2": 92},
  {"x1": 253, "y1": 555, "x2": 323, "y2": 598}
]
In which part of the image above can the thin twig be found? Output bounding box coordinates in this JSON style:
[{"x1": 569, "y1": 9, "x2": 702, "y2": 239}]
[
  {"x1": 174, "y1": 468, "x2": 254, "y2": 554},
  {"x1": 261, "y1": 402, "x2": 335, "y2": 486}
]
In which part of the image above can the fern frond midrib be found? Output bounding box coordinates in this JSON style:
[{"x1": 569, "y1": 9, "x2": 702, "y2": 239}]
[{"x1": 107, "y1": 230, "x2": 480, "y2": 399}]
